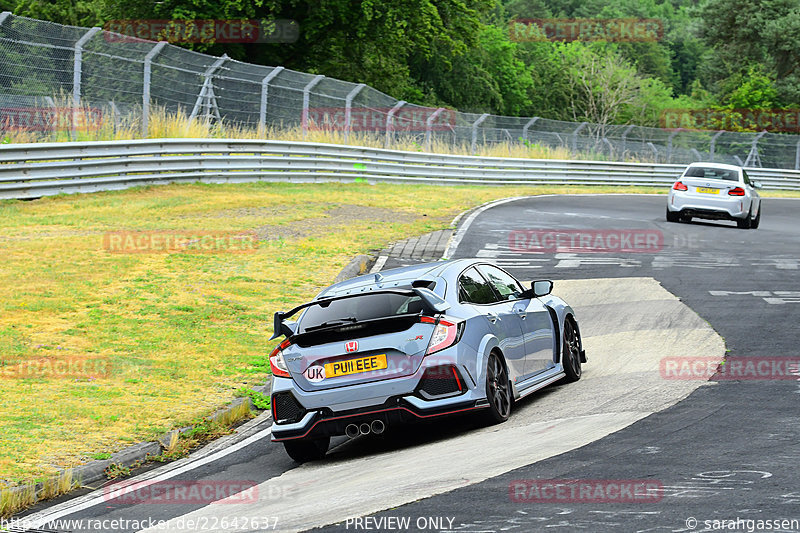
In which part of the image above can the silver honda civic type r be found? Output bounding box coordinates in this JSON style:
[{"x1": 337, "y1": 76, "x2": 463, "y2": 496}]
[
  {"x1": 666, "y1": 162, "x2": 763, "y2": 229},
  {"x1": 268, "y1": 259, "x2": 586, "y2": 462}
]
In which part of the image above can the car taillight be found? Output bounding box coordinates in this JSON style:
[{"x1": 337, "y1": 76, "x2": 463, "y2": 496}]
[
  {"x1": 673, "y1": 181, "x2": 688, "y2": 191},
  {"x1": 269, "y1": 338, "x2": 291, "y2": 378},
  {"x1": 426, "y1": 319, "x2": 459, "y2": 355},
  {"x1": 728, "y1": 187, "x2": 745, "y2": 196}
]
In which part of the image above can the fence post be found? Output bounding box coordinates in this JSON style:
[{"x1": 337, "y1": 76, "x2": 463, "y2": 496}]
[
  {"x1": 522, "y1": 117, "x2": 539, "y2": 142},
  {"x1": 619, "y1": 124, "x2": 634, "y2": 157},
  {"x1": 647, "y1": 142, "x2": 658, "y2": 161},
  {"x1": 710, "y1": 130, "x2": 724, "y2": 162},
  {"x1": 72, "y1": 27, "x2": 101, "y2": 140},
  {"x1": 424, "y1": 108, "x2": 445, "y2": 151},
  {"x1": 795, "y1": 139, "x2": 800, "y2": 171},
  {"x1": 571, "y1": 122, "x2": 587, "y2": 153},
  {"x1": 733, "y1": 155, "x2": 744, "y2": 166},
  {"x1": 344, "y1": 83, "x2": 366, "y2": 144},
  {"x1": 602, "y1": 137, "x2": 613, "y2": 157},
  {"x1": 259, "y1": 66, "x2": 284, "y2": 135},
  {"x1": 189, "y1": 54, "x2": 228, "y2": 122},
  {"x1": 667, "y1": 128, "x2": 681, "y2": 163},
  {"x1": 691, "y1": 148, "x2": 702, "y2": 160},
  {"x1": 142, "y1": 41, "x2": 167, "y2": 136},
  {"x1": 108, "y1": 101, "x2": 119, "y2": 135},
  {"x1": 384, "y1": 101, "x2": 406, "y2": 148},
  {"x1": 743, "y1": 130, "x2": 767, "y2": 167},
  {"x1": 471, "y1": 113, "x2": 489, "y2": 154},
  {"x1": 301, "y1": 74, "x2": 325, "y2": 138}
]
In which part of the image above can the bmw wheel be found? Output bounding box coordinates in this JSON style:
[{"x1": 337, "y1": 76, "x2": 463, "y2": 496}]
[
  {"x1": 561, "y1": 318, "x2": 583, "y2": 383},
  {"x1": 666, "y1": 207, "x2": 680, "y2": 223},
  {"x1": 283, "y1": 436, "x2": 330, "y2": 463},
  {"x1": 484, "y1": 352, "x2": 511, "y2": 423},
  {"x1": 751, "y1": 206, "x2": 761, "y2": 229},
  {"x1": 737, "y1": 207, "x2": 753, "y2": 229}
]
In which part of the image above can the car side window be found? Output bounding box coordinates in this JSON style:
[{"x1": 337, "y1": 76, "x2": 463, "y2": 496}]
[
  {"x1": 742, "y1": 170, "x2": 751, "y2": 185},
  {"x1": 477, "y1": 265, "x2": 523, "y2": 301},
  {"x1": 458, "y1": 267, "x2": 499, "y2": 305}
]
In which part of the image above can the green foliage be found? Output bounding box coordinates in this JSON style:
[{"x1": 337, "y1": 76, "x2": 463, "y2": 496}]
[
  {"x1": 4, "y1": 0, "x2": 798, "y2": 130},
  {"x1": 234, "y1": 387, "x2": 271, "y2": 410}
]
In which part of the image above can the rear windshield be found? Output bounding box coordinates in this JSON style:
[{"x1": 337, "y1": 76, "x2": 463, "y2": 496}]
[
  {"x1": 297, "y1": 293, "x2": 429, "y2": 333},
  {"x1": 684, "y1": 166, "x2": 739, "y2": 181}
]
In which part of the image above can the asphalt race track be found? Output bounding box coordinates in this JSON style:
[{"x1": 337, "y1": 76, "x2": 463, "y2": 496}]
[{"x1": 17, "y1": 194, "x2": 800, "y2": 533}]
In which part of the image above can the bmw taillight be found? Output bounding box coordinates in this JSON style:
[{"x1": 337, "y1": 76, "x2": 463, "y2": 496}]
[
  {"x1": 728, "y1": 187, "x2": 745, "y2": 196},
  {"x1": 673, "y1": 181, "x2": 688, "y2": 191},
  {"x1": 425, "y1": 319, "x2": 461, "y2": 355},
  {"x1": 269, "y1": 338, "x2": 291, "y2": 378}
]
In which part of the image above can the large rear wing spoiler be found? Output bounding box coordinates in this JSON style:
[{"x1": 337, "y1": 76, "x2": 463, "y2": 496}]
[{"x1": 270, "y1": 287, "x2": 449, "y2": 340}]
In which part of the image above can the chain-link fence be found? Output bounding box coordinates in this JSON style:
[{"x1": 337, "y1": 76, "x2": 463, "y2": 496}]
[{"x1": 2, "y1": 12, "x2": 800, "y2": 168}]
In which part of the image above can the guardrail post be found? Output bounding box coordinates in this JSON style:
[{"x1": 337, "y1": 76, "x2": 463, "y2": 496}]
[
  {"x1": 142, "y1": 41, "x2": 167, "y2": 136},
  {"x1": 0, "y1": 11, "x2": 11, "y2": 25},
  {"x1": 710, "y1": 130, "x2": 724, "y2": 162},
  {"x1": 571, "y1": 122, "x2": 588, "y2": 153},
  {"x1": 667, "y1": 129, "x2": 681, "y2": 163},
  {"x1": 647, "y1": 142, "x2": 659, "y2": 162},
  {"x1": 471, "y1": 113, "x2": 489, "y2": 154},
  {"x1": 384, "y1": 101, "x2": 406, "y2": 148},
  {"x1": 189, "y1": 54, "x2": 228, "y2": 123},
  {"x1": 795, "y1": 140, "x2": 800, "y2": 170},
  {"x1": 72, "y1": 26, "x2": 101, "y2": 140},
  {"x1": 259, "y1": 66, "x2": 284, "y2": 135},
  {"x1": 301, "y1": 74, "x2": 325, "y2": 138},
  {"x1": 424, "y1": 108, "x2": 445, "y2": 151},
  {"x1": 522, "y1": 117, "x2": 539, "y2": 143},
  {"x1": 344, "y1": 83, "x2": 366, "y2": 144},
  {"x1": 620, "y1": 124, "x2": 635, "y2": 157}
]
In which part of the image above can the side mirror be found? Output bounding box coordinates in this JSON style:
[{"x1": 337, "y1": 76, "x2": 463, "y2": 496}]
[
  {"x1": 532, "y1": 280, "x2": 553, "y2": 298},
  {"x1": 752, "y1": 181, "x2": 763, "y2": 189}
]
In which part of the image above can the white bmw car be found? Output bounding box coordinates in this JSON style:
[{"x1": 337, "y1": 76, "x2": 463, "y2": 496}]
[{"x1": 666, "y1": 162, "x2": 762, "y2": 229}]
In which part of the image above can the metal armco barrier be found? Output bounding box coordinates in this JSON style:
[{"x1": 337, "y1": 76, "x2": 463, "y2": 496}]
[{"x1": 2, "y1": 139, "x2": 799, "y2": 200}]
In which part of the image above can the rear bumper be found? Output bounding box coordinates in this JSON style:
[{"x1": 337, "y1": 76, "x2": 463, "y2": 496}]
[
  {"x1": 270, "y1": 396, "x2": 483, "y2": 441},
  {"x1": 668, "y1": 192, "x2": 748, "y2": 220}
]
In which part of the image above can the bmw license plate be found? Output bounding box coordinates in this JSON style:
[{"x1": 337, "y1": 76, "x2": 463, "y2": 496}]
[
  {"x1": 325, "y1": 354, "x2": 387, "y2": 378},
  {"x1": 696, "y1": 187, "x2": 719, "y2": 194}
]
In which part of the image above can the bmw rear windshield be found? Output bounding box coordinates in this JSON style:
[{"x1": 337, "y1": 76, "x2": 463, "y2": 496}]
[
  {"x1": 296, "y1": 292, "x2": 431, "y2": 334},
  {"x1": 684, "y1": 166, "x2": 739, "y2": 181}
]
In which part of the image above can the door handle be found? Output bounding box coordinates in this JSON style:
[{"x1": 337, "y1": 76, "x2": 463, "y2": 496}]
[
  {"x1": 486, "y1": 312, "x2": 499, "y2": 323},
  {"x1": 515, "y1": 310, "x2": 527, "y2": 319}
]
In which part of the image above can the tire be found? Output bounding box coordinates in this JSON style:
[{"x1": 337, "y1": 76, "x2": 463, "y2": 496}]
[
  {"x1": 283, "y1": 436, "x2": 330, "y2": 463},
  {"x1": 737, "y1": 207, "x2": 753, "y2": 229},
  {"x1": 561, "y1": 318, "x2": 583, "y2": 383},
  {"x1": 680, "y1": 214, "x2": 693, "y2": 223},
  {"x1": 666, "y1": 208, "x2": 680, "y2": 223},
  {"x1": 751, "y1": 205, "x2": 761, "y2": 229},
  {"x1": 484, "y1": 352, "x2": 512, "y2": 424}
]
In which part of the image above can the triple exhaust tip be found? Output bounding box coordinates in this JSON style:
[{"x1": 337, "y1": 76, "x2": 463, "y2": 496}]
[{"x1": 345, "y1": 420, "x2": 385, "y2": 438}]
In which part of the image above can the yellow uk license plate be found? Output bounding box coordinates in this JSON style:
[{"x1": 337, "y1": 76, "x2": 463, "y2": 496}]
[
  {"x1": 325, "y1": 354, "x2": 387, "y2": 378},
  {"x1": 696, "y1": 187, "x2": 719, "y2": 194}
]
